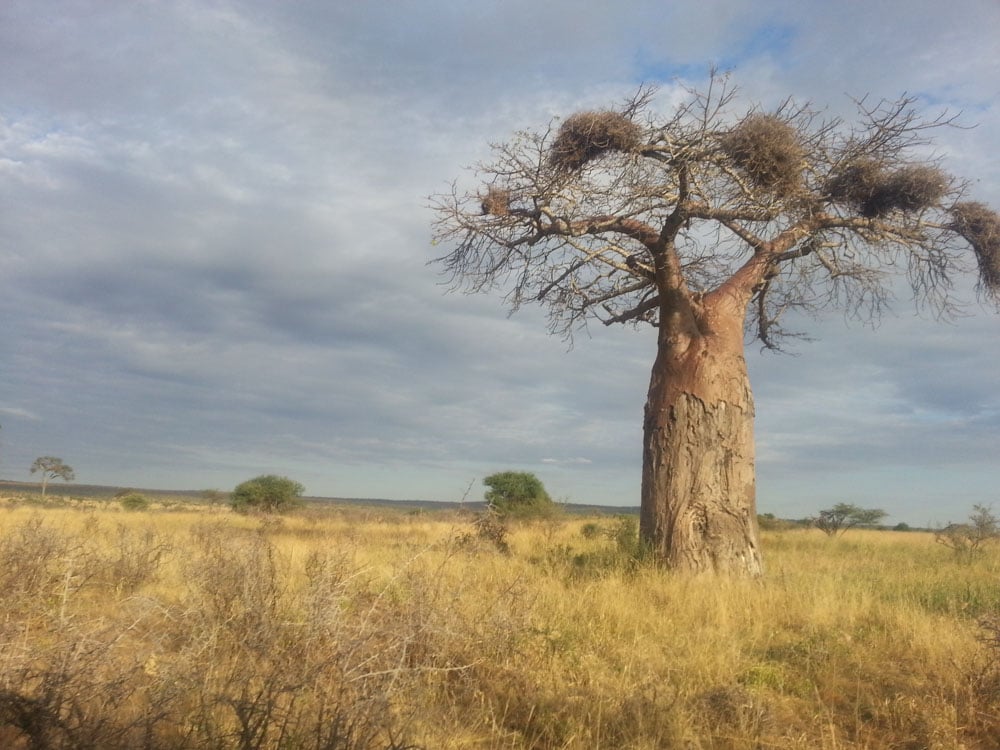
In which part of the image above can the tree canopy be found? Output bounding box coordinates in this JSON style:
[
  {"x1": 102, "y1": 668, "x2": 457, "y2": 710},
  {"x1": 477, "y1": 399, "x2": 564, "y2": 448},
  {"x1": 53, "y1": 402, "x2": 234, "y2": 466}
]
[
  {"x1": 433, "y1": 77, "x2": 999, "y2": 350},
  {"x1": 230, "y1": 474, "x2": 305, "y2": 514},
  {"x1": 30, "y1": 456, "x2": 75, "y2": 498},
  {"x1": 483, "y1": 471, "x2": 553, "y2": 518},
  {"x1": 813, "y1": 503, "x2": 888, "y2": 537}
]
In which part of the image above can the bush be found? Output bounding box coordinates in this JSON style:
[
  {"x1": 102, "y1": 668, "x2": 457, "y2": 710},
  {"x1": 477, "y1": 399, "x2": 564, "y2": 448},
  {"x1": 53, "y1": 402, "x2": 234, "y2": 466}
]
[
  {"x1": 454, "y1": 508, "x2": 511, "y2": 555},
  {"x1": 935, "y1": 505, "x2": 999, "y2": 560},
  {"x1": 605, "y1": 515, "x2": 650, "y2": 562},
  {"x1": 483, "y1": 471, "x2": 554, "y2": 519},
  {"x1": 106, "y1": 524, "x2": 172, "y2": 592},
  {"x1": 558, "y1": 516, "x2": 652, "y2": 578},
  {"x1": 230, "y1": 475, "x2": 304, "y2": 514},
  {"x1": 118, "y1": 493, "x2": 150, "y2": 511},
  {"x1": 758, "y1": 512, "x2": 793, "y2": 531}
]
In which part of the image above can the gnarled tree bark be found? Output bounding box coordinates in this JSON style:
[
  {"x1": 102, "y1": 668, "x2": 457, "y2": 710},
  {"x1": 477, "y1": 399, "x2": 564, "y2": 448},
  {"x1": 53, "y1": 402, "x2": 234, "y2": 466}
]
[{"x1": 641, "y1": 310, "x2": 761, "y2": 575}]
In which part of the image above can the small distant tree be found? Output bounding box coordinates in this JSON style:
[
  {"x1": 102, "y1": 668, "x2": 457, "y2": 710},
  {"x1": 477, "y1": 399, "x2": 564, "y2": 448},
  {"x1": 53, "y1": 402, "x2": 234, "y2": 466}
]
[
  {"x1": 813, "y1": 503, "x2": 887, "y2": 537},
  {"x1": 483, "y1": 471, "x2": 554, "y2": 518},
  {"x1": 935, "y1": 504, "x2": 1000, "y2": 559},
  {"x1": 119, "y1": 492, "x2": 150, "y2": 511},
  {"x1": 230, "y1": 475, "x2": 304, "y2": 514},
  {"x1": 30, "y1": 456, "x2": 74, "y2": 498}
]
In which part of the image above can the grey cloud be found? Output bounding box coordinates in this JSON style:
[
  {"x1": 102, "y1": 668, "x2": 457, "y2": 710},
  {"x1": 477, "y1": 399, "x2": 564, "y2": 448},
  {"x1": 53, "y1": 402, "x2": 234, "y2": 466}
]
[{"x1": 0, "y1": 0, "x2": 997, "y2": 520}]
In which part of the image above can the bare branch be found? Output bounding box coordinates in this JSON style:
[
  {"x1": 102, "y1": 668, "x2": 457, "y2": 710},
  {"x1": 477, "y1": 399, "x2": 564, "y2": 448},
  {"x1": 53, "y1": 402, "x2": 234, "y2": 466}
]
[{"x1": 431, "y1": 73, "x2": 997, "y2": 345}]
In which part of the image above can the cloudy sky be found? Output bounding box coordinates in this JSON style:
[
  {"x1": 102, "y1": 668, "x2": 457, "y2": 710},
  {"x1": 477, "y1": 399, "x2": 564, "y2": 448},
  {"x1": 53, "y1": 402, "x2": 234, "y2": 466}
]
[{"x1": 1, "y1": 0, "x2": 998, "y2": 525}]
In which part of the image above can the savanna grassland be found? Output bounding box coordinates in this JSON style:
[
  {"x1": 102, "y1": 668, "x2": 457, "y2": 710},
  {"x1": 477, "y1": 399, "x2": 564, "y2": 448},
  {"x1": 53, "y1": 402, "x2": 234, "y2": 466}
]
[{"x1": 1, "y1": 494, "x2": 999, "y2": 749}]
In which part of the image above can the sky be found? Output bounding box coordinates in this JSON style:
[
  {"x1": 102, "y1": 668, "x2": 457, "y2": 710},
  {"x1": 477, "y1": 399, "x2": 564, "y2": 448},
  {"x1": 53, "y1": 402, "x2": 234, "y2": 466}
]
[{"x1": 1, "y1": 0, "x2": 998, "y2": 526}]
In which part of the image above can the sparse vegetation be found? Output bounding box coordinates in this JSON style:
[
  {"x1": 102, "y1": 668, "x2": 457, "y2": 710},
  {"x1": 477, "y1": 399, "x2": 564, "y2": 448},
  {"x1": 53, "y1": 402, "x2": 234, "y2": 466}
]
[
  {"x1": 935, "y1": 504, "x2": 1000, "y2": 561},
  {"x1": 1, "y1": 498, "x2": 998, "y2": 748},
  {"x1": 453, "y1": 506, "x2": 511, "y2": 554}
]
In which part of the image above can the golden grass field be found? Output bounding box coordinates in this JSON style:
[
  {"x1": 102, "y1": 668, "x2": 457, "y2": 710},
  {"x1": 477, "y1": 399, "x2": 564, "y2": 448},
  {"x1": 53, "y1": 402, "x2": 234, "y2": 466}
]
[{"x1": 1, "y1": 493, "x2": 998, "y2": 749}]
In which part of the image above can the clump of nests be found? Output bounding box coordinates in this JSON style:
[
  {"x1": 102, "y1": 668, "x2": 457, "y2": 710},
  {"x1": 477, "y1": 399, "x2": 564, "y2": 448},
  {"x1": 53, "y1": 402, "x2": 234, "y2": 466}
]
[
  {"x1": 480, "y1": 186, "x2": 512, "y2": 216},
  {"x1": 548, "y1": 110, "x2": 642, "y2": 171},
  {"x1": 826, "y1": 160, "x2": 948, "y2": 218},
  {"x1": 719, "y1": 114, "x2": 805, "y2": 197},
  {"x1": 950, "y1": 201, "x2": 1000, "y2": 292}
]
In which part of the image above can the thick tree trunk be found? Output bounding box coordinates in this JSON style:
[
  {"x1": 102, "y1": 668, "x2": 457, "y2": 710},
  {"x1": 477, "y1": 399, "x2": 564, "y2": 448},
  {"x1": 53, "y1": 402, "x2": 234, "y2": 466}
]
[{"x1": 639, "y1": 299, "x2": 763, "y2": 576}]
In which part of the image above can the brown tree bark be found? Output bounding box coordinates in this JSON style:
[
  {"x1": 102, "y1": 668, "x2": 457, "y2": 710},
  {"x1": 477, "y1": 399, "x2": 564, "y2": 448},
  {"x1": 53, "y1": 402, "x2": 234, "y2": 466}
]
[{"x1": 639, "y1": 291, "x2": 763, "y2": 576}]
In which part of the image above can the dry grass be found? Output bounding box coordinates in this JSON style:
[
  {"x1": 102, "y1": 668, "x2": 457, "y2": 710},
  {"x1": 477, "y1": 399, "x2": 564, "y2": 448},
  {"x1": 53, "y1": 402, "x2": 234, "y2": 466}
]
[{"x1": 1, "y1": 497, "x2": 999, "y2": 749}]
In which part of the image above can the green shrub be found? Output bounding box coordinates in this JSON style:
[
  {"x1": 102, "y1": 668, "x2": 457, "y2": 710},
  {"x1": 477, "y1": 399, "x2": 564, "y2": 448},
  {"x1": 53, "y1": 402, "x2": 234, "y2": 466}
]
[
  {"x1": 230, "y1": 475, "x2": 304, "y2": 514},
  {"x1": 118, "y1": 493, "x2": 150, "y2": 512},
  {"x1": 545, "y1": 516, "x2": 652, "y2": 579},
  {"x1": 606, "y1": 515, "x2": 650, "y2": 561},
  {"x1": 483, "y1": 471, "x2": 554, "y2": 519}
]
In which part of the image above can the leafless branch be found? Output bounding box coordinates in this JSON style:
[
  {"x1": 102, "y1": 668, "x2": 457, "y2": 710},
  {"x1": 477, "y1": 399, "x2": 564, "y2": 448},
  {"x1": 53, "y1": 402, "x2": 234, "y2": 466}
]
[{"x1": 431, "y1": 72, "x2": 995, "y2": 345}]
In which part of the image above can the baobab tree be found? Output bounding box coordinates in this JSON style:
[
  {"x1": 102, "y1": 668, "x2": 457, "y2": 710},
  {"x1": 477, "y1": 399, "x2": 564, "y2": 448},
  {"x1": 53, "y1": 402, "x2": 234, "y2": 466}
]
[{"x1": 432, "y1": 75, "x2": 1000, "y2": 576}]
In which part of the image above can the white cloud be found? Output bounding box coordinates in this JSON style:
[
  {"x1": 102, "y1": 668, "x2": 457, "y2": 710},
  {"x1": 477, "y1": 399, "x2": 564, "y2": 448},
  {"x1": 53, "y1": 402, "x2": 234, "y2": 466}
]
[{"x1": 0, "y1": 406, "x2": 40, "y2": 421}]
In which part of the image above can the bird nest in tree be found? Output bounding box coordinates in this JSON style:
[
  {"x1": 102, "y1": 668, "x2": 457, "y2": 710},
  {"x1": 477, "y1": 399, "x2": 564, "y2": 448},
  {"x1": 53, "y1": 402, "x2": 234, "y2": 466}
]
[
  {"x1": 719, "y1": 114, "x2": 804, "y2": 197},
  {"x1": 481, "y1": 186, "x2": 511, "y2": 216},
  {"x1": 950, "y1": 201, "x2": 1000, "y2": 292},
  {"x1": 827, "y1": 161, "x2": 948, "y2": 218},
  {"x1": 864, "y1": 165, "x2": 948, "y2": 217},
  {"x1": 825, "y1": 159, "x2": 883, "y2": 208},
  {"x1": 549, "y1": 110, "x2": 642, "y2": 171}
]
